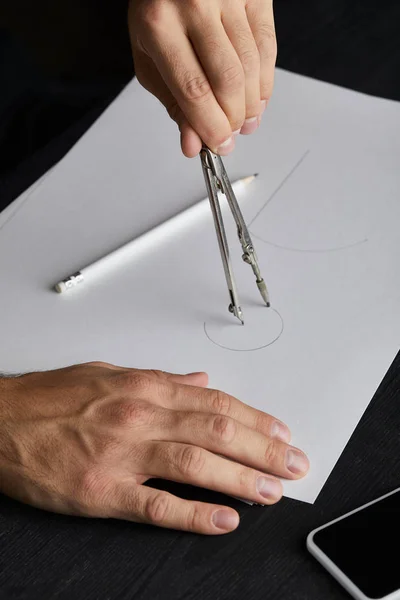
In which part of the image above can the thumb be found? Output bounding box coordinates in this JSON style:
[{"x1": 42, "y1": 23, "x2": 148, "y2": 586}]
[
  {"x1": 166, "y1": 371, "x2": 209, "y2": 387},
  {"x1": 143, "y1": 370, "x2": 209, "y2": 388}
]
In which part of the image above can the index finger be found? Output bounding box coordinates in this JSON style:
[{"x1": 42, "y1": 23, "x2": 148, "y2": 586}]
[
  {"x1": 163, "y1": 382, "x2": 291, "y2": 443},
  {"x1": 145, "y1": 26, "x2": 235, "y2": 154}
]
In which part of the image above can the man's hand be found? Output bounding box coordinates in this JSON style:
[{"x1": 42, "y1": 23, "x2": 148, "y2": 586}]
[
  {"x1": 0, "y1": 363, "x2": 308, "y2": 535},
  {"x1": 128, "y1": 0, "x2": 276, "y2": 157}
]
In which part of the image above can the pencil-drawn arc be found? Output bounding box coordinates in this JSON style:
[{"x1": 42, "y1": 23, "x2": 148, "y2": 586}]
[
  {"x1": 204, "y1": 308, "x2": 284, "y2": 352},
  {"x1": 249, "y1": 149, "x2": 369, "y2": 252},
  {"x1": 251, "y1": 232, "x2": 369, "y2": 253},
  {"x1": 248, "y1": 150, "x2": 311, "y2": 227}
]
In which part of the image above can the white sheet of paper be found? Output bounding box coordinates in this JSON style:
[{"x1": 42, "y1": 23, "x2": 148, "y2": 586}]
[{"x1": 1, "y1": 69, "x2": 399, "y2": 503}]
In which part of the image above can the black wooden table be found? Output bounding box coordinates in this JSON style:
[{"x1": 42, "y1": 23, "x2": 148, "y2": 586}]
[{"x1": 1, "y1": 1, "x2": 399, "y2": 598}]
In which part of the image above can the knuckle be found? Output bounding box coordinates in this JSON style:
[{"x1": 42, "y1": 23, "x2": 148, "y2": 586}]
[
  {"x1": 217, "y1": 65, "x2": 244, "y2": 92},
  {"x1": 240, "y1": 49, "x2": 260, "y2": 72},
  {"x1": 210, "y1": 390, "x2": 231, "y2": 416},
  {"x1": 177, "y1": 446, "x2": 205, "y2": 477},
  {"x1": 76, "y1": 468, "x2": 110, "y2": 508},
  {"x1": 114, "y1": 371, "x2": 152, "y2": 394},
  {"x1": 211, "y1": 415, "x2": 236, "y2": 444},
  {"x1": 258, "y1": 25, "x2": 277, "y2": 60},
  {"x1": 264, "y1": 439, "x2": 277, "y2": 464},
  {"x1": 182, "y1": 75, "x2": 213, "y2": 103},
  {"x1": 86, "y1": 361, "x2": 111, "y2": 369},
  {"x1": 258, "y1": 22, "x2": 277, "y2": 44},
  {"x1": 144, "y1": 492, "x2": 171, "y2": 523},
  {"x1": 138, "y1": 0, "x2": 169, "y2": 29},
  {"x1": 186, "y1": 505, "x2": 203, "y2": 532},
  {"x1": 255, "y1": 411, "x2": 270, "y2": 433},
  {"x1": 114, "y1": 401, "x2": 153, "y2": 427}
]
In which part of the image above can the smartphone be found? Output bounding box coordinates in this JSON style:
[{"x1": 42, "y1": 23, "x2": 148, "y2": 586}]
[{"x1": 307, "y1": 487, "x2": 400, "y2": 600}]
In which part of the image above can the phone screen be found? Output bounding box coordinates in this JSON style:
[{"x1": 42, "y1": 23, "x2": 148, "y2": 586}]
[{"x1": 312, "y1": 490, "x2": 400, "y2": 599}]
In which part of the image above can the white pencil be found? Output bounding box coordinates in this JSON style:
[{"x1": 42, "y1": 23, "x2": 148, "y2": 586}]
[{"x1": 54, "y1": 174, "x2": 258, "y2": 293}]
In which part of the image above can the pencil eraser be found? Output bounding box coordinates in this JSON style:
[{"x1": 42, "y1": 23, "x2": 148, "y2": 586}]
[{"x1": 54, "y1": 281, "x2": 66, "y2": 293}]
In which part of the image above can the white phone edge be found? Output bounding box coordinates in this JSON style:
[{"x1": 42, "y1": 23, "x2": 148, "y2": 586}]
[{"x1": 306, "y1": 487, "x2": 400, "y2": 600}]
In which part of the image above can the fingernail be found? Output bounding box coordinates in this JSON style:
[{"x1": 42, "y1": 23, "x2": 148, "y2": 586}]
[
  {"x1": 260, "y1": 99, "x2": 267, "y2": 114},
  {"x1": 270, "y1": 420, "x2": 291, "y2": 443},
  {"x1": 232, "y1": 129, "x2": 241, "y2": 137},
  {"x1": 258, "y1": 100, "x2": 267, "y2": 125},
  {"x1": 286, "y1": 449, "x2": 309, "y2": 475},
  {"x1": 183, "y1": 372, "x2": 209, "y2": 387},
  {"x1": 216, "y1": 136, "x2": 235, "y2": 156},
  {"x1": 186, "y1": 372, "x2": 205, "y2": 376},
  {"x1": 240, "y1": 117, "x2": 258, "y2": 135},
  {"x1": 256, "y1": 476, "x2": 282, "y2": 500},
  {"x1": 212, "y1": 509, "x2": 240, "y2": 531}
]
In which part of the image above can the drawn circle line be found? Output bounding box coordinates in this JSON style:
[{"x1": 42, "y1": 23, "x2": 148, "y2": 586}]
[
  {"x1": 203, "y1": 307, "x2": 284, "y2": 352},
  {"x1": 251, "y1": 232, "x2": 368, "y2": 254}
]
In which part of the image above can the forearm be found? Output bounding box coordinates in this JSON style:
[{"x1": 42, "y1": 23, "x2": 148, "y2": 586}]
[
  {"x1": 0, "y1": 374, "x2": 33, "y2": 502},
  {"x1": 0, "y1": 377, "x2": 16, "y2": 488},
  {"x1": 0, "y1": 375, "x2": 22, "y2": 420}
]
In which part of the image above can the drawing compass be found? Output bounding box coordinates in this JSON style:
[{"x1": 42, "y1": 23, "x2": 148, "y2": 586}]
[{"x1": 200, "y1": 145, "x2": 270, "y2": 325}]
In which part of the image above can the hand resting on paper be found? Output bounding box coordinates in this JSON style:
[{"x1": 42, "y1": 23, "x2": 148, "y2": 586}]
[
  {"x1": 0, "y1": 362, "x2": 308, "y2": 535},
  {"x1": 128, "y1": 0, "x2": 276, "y2": 157}
]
